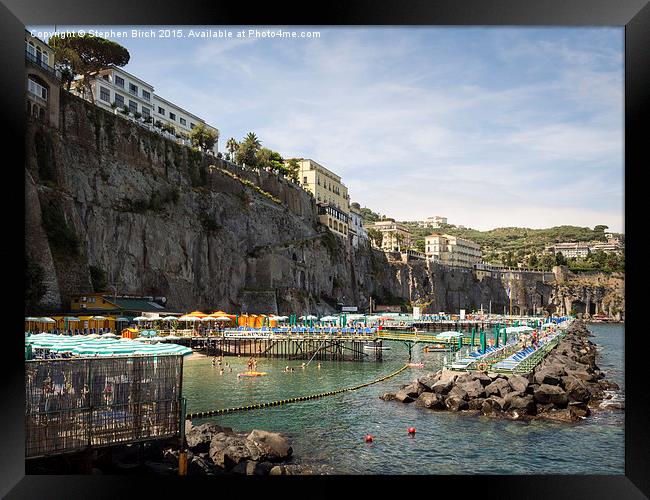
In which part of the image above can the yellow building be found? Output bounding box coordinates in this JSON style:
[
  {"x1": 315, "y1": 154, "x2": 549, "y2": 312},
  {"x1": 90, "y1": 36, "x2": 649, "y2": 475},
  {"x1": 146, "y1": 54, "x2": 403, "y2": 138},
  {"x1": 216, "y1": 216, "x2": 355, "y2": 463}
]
[
  {"x1": 292, "y1": 158, "x2": 351, "y2": 238},
  {"x1": 366, "y1": 219, "x2": 412, "y2": 252},
  {"x1": 425, "y1": 234, "x2": 482, "y2": 267}
]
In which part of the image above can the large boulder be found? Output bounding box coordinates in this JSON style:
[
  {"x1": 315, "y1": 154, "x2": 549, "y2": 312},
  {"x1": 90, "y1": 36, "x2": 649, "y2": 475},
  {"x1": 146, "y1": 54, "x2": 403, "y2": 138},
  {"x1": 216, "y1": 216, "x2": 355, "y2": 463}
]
[
  {"x1": 448, "y1": 385, "x2": 469, "y2": 401},
  {"x1": 431, "y1": 378, "x2": 455, "y2": 395},
  {"x1": 472, "y1": 371, "x2": 493, "y2": 386},
  {"x1": 232, "y1": 460, "x2": 275, "y2": 475},
  {"x1": 247, "y1": 430, "x2": 292, "y2": 462},
  {"x1": 481, "y1": 397, "x2": 505, "y2": 416},
  {"x1": 415, "y1": 392, "x2": 446, "y2": 410},
  {"x1": 401, "y1": 383, "x2": 422, "y2": 398},
  {"x1": 568, "y1": 401, "x2": 590, "y2": 419},
  {"x1": 565, "y1": 369, "x2": 597, "y2": 383},
  {"x1": 457, "y1": 379, "x2": 486, "y2": 399},
  {"x1": 445, "y1": 396, "x2": 469, "y2": 411},
  {"x1": 598, "y1": 380, "x2": 620, "y2": 391},
  {"x1": 505, "y1": 394, "x2": 537, "y2": 416},
  {"x1": 209, "y1": 434, "x2": 258, "y2": 469},
  {"x1": 418, "y1": 373, "x2": 440, "y2": 391},
  {"x1": 507, "y1": 374, "x2": 529, "y2": 394},
  {"x1": 395, "y1": 389, "x2": 416, "y2": 403},
  {"x1": 467, "y1": 398, "x2": 486, "y2": 411},
  {"x1": 485, "y1": 378, "x2": 512, "y2": 398},
  {"x1": 379, "y1": 392, "x2": 397, "y2": 401},
  {"x1": 533, "y1": 366, "x2": 566, "y2": 386},
  {"x1": 533, "y1": 384, "x2": 569, "y2": 408},
  {"x1": 186, "y1": 422, "x2": 229, "y2": 453},
  {"x1": 563, "y1": 376, "x2": 591, "y2": 403}
]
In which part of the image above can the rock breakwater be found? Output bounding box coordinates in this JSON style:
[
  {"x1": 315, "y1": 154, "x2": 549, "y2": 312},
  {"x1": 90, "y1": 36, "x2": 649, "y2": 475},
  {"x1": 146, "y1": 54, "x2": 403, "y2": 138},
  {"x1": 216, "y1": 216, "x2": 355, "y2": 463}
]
[{"x1": 381, "y1": 320, "x2": 622, "y2": 422}]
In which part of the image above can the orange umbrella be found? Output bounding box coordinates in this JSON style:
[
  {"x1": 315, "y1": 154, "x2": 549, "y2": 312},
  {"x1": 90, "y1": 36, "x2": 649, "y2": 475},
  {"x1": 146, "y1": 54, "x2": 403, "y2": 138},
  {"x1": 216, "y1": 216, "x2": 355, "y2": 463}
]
[{"x1": 187, "y1": 311, "x2": 207, "y2": 318}]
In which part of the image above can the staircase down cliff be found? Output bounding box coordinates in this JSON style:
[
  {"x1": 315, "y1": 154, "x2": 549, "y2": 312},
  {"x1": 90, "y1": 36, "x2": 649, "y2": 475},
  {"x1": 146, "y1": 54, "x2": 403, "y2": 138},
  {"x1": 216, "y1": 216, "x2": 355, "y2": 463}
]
[{"x1": 24, "y1": 93, "x2": 624, "y2": 318}]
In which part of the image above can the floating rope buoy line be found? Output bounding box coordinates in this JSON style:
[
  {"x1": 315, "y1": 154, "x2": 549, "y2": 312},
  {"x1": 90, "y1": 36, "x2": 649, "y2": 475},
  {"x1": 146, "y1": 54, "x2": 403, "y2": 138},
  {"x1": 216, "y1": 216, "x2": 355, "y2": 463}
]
[{"x1": 186, "y1": 364, "x2": 409, "y2": 420}]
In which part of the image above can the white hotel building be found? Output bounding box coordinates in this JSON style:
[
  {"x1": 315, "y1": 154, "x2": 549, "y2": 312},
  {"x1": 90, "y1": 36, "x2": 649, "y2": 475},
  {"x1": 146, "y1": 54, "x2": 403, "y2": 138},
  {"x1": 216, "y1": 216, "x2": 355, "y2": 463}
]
[{"x1": 72, "y1": 65, "x2": 219, "y2": 155}]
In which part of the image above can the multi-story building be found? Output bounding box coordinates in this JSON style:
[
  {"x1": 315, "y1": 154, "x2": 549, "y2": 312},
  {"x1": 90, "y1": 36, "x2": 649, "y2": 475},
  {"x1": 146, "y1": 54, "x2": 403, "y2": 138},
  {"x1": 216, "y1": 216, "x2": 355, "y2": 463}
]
[
  {"x1": 544, "y1": 242, "x2": 590, "y2": 258},
  {"x1": 292, "y1": 159, "x2": 351, "y2": 239},
  {"x1": 366, "y1": 219, "x2": 412, "y2": 252},
  {"x1": 71, "y1": 64, "x2": 219, "y2": 155},
  {"x1": 25, "y1": 30, "x2": 61, "y2": 128},
  {"x1": 425, "y1": 234, "x2": 482, "y2": 267},
  {"x1": 589, "y1": 241, "x2": 623, "y2": 254},
  {"x1": 417, "y1": 216, "x2": 448, "y2": 228},
  {"x1": 348, "y1": 202, "x2": 368, "y2": 248}
]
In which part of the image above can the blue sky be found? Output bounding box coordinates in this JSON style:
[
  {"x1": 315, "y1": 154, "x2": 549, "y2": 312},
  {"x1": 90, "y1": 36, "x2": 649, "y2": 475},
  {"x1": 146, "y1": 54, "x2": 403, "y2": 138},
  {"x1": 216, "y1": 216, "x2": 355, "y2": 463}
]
[{"x1": 32, "y1": 26, "x2": 624, "y2": 232}]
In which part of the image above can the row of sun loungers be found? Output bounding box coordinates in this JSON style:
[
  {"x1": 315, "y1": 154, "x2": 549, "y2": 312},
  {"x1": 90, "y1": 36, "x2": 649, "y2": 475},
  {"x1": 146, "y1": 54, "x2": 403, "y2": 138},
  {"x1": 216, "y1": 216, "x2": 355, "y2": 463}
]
[{"x1": 449, "y1": 339, "x2": 518, "y2": 370}]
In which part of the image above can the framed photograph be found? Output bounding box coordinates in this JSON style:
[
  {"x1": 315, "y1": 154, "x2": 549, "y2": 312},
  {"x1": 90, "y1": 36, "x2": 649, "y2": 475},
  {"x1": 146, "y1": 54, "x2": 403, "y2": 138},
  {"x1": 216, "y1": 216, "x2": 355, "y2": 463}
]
[{"x1": 4, "y1": 0, "x2": 647, "y2": 497}]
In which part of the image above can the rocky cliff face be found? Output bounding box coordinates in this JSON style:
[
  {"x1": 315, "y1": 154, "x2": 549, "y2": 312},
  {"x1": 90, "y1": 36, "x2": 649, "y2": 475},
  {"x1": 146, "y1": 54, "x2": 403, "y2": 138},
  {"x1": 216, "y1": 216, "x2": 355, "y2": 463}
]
[{"x1": 24, "y1": 94, "x2": 624, "y2": 318}]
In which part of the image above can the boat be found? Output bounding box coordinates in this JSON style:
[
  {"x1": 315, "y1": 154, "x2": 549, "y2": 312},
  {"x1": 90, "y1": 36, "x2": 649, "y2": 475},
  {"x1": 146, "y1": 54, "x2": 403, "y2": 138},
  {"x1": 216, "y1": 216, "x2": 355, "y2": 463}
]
[{"x1": 237, "y1": 371, "x2": 268, "y2": 378}]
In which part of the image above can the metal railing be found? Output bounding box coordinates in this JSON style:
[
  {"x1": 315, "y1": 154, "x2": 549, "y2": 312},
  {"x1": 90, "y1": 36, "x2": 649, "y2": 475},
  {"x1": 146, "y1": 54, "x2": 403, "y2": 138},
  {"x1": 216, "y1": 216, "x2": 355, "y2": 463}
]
[{"x1": 25, "y1": 50, "x2": 61, "y2": 79}]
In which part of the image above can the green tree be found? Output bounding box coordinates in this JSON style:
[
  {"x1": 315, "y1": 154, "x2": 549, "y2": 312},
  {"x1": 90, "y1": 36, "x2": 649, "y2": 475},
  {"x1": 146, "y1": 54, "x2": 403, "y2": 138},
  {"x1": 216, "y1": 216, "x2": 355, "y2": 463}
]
[
  {"x1": 237, "y1": 132, "x2": 262, "y2": 167},
  {"x1": 257, "y1": 148, "x2": 285, "y2": 172},
  {"x1": 555, "y1": 251, "x2": 567, "y2": 266},
  {"x1": 49, "y1": 34, "x2": 130, "y2": 102},
  {"x1": 285, "y1": 158, "x2": 300, "y2": 182},
  {"x1": 190, "y1": 123, "x2": 219, "y2": 152},
  {"x1": 226, "y1": 137, "x2": 239, "y2": 163},
  {"x1": 539, "y1": 253, "x2": 555, "y2": 271},
  {"x1": 368, "y1": 228, "x2": 383, "y2": 248},
  {"x1": 527, "y1": 253, "x2": 539, "y2": 268},
  {"x1": 50, "y1": 45, "x2": 82, "y2": 91}
]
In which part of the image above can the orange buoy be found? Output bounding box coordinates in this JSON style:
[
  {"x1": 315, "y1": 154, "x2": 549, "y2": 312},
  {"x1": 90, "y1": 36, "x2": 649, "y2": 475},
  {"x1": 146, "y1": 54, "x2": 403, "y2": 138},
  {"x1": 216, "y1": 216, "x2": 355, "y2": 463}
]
[
  {"x1": 407, "y1": 427, "x2": 416, "y2": 435},
  {"x1": 364, "y1": 434, "x2": 374, "y2": 443}
]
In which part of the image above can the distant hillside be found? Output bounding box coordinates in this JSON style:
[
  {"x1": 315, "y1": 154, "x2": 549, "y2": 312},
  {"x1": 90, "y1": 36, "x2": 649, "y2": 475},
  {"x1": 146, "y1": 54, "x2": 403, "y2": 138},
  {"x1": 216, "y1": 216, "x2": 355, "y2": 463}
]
[{"x1": 360, "y1": 209, "x2": 623, "y2": 272}]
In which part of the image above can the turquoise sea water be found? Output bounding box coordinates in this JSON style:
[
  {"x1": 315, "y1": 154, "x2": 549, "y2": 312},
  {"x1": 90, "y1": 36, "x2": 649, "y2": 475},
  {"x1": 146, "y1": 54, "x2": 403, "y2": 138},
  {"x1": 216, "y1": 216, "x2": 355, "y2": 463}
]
[{"x1": 182, "y1": 323, "x2": 624, "y2": 474}]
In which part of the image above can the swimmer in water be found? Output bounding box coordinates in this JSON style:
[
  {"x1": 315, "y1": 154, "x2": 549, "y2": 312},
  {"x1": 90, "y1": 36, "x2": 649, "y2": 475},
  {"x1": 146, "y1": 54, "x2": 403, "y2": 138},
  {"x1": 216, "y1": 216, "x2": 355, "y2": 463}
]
[
  {"x1": 317, "y1": 362, "x2": 321, "y2": 369},
  {"x1": 301, "y1": 362, "x2": 306, "y2": 370},
  {"x1": 219, "y1": 368, "x2": 224, "y2": 375}
]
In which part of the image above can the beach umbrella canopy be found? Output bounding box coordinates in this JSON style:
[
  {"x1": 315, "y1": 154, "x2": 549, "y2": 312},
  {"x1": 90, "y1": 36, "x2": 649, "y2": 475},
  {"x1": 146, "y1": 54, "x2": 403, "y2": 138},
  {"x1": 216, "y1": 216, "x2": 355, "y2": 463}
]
[
  {"x1": 212, "y1": 316, "x2": 231, "y2": 322},
  {"x1": 25, "y1": 317, "x2": 39, "y2": 321},
  {"x1": 133, "y1": 316, "x2": 149, "y2": 322},
  {"x1": 179, "y1": 315, "x2": 201, "y2": 322},
  {"x1": 91, "y1": 315, "x2": 107, "y2": 320},
  {"x1": 187, "y1": 311, "x2": 207, "y2": 318},
  {"x1": 39, "y1": 317, "x2": 56, "y2": 323},
  {"x1": 162, "y1": 316, "x2": 178, "y2": 321}
]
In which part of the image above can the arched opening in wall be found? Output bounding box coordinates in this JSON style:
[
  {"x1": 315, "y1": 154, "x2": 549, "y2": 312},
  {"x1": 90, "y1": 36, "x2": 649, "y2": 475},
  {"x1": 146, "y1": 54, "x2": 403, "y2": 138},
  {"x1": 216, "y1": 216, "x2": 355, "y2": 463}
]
[
  {"x1": 571, "y1": 300, "x2": 586, "y2": 316},
  {"x1": 300, "y1": 270, "x2": 306, "y2": 289},
  {"x1": 545, "y1": 304, "x2": 557, "y2": 315},
  {"x1": 39, "y1": 107, "x2": 45, "y2": 120},
  {"x1": 589, "y1": 302, "x2": 596, "y2": 315},
  {"x1": 512, "y1": 305, "x2": 521, "y2": 315},
  {"x1": 292, "y1": 253, "x2": 297, "y2": 262}
]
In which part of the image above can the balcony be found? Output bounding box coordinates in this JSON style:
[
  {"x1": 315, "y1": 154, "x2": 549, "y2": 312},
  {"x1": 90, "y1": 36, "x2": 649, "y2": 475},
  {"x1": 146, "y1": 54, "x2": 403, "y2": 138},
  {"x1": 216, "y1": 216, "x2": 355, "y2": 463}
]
[{"x1": 25, "y1": 50, "x2": 61, "y2": 79}]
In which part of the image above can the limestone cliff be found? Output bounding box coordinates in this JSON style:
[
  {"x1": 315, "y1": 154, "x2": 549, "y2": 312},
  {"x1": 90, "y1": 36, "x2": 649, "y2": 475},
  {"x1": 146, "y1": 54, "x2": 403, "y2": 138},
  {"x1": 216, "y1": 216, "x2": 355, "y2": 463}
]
[{"x1": 24, "y1": 93, "x2": 624, "y2": 318}]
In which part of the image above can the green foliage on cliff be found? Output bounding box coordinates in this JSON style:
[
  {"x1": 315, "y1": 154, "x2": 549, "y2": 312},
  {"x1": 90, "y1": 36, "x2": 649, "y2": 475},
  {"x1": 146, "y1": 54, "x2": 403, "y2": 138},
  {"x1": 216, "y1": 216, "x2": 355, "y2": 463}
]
[
  {"x1": 40, "y1": 198, "x2": 80, "y2": 256},
  {"x1": 25, "y1": 255, "x2": 46, "y2": 312},
  {"x1": 217, "y1": 167, "x2": 282, "y2": 204},
  {"x1": 89, "y1": 265, "x2": 108, "y2": 292}
]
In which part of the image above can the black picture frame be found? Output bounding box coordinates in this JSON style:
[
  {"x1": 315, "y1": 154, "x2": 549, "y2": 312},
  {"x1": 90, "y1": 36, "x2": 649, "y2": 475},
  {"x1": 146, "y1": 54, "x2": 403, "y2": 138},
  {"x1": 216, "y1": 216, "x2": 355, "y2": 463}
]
[{"x1": 2, "y1": 0, "x2": 647, "y2": 498}]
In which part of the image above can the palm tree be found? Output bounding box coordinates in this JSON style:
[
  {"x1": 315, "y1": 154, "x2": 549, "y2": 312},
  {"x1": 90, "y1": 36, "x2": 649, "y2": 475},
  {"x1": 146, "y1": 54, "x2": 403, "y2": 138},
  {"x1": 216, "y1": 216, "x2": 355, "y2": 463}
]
[
  {"x1": 244, "y1": 132, "x2": 261, "y2": 149},
  {"x1": 226, "y1": 137, "x2": 238, "y2": 163}
]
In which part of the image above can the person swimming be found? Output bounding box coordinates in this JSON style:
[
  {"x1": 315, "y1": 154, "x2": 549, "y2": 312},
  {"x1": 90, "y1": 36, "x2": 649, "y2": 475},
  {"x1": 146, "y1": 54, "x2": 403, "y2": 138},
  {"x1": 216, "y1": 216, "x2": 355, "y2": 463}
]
[{"x1": 317, "y1": 362, "x2": 321, "y2": 369}]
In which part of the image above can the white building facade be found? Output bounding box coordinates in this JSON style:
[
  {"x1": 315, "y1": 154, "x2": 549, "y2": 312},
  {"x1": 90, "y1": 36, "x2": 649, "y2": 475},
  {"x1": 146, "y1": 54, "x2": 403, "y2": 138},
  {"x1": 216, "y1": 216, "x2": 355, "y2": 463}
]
[
  {"x1": 425, "y1": 234, "x2": 482, "y2": 267},
  {"x1": 544, "y1": 242, "x2": 590, "y2": 258},
  {"x1": 348, "y1": 203, "x2": 368, "y2": 248},
  {"x1": 73, "y1": 65, "x2": 219, "y2": 155}
]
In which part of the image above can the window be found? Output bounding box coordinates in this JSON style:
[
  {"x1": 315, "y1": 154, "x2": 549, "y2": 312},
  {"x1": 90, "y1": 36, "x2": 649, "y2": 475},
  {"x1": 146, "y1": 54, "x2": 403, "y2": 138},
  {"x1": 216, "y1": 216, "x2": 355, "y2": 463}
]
[
  {"x1": 179, "y1": 117, "x2": 186, "y2": 126},
  {"x1": 27, "y1": 78, "x2": 47, "y2": 100},
  {"x1": 129, "y1": 83, "x2": 138, "y2": 95},
  {"x1": 158, "y1": 106, "x2": 165, "y2": 115},
  {"x1": 115, "y1": 75, "x2": 125, "y2": 88},
  {"x1": 99, "y1": 86, "x2": 110, "y2": 102},
  {"x1": 169, "y1": 112, "x2": 176, "y2": 121},
  {"x1": 142, "y1": 90, "x2": 151, "y2": 101},
  {"x1": 114, "y1": 93, "x2": 124, "y2": 106},
  {"x1": 142, "y1": 107, "x2": 151, "y2": 118},
  {"x1": 102, "y1": 74, "x2": 109, "y2": 81},
  {"x1": 26, "y1": 41, "x2": 36, "y2": 57},
  {"x1": 303, "y1": 177, "x2": 308, "y2": 184},
  {"x1": 128, "y1": 100, "x2": 138, "y2": 113},
  {"x1": 190, "y1": 123, "x2": 196, "y2": 129}
]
